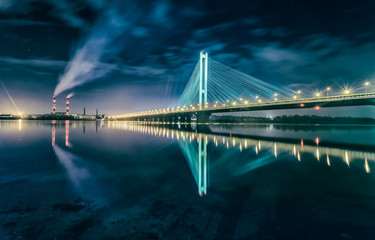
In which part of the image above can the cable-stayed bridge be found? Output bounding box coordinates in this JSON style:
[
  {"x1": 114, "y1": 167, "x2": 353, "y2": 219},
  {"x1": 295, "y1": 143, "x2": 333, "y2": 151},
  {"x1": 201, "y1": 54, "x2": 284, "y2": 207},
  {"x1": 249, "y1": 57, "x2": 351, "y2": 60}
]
[{"x1": 113, "y1": 51, "x2": 375, "y2": 123}]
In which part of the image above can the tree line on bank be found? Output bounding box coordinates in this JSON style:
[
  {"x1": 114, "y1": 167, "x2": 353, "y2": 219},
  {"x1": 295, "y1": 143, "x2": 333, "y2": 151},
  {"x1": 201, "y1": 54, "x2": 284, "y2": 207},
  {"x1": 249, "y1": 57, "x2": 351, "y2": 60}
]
[{"x1": 210, "y1": 115, "x2": 375, "y2": 124}]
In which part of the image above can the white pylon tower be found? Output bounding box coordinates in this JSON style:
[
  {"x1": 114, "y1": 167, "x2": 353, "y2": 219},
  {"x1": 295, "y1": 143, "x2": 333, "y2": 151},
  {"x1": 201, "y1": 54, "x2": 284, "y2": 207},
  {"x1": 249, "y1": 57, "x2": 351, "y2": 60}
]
[{"x1": 199, "y1": 51, "x2": 208, "y2": 109}]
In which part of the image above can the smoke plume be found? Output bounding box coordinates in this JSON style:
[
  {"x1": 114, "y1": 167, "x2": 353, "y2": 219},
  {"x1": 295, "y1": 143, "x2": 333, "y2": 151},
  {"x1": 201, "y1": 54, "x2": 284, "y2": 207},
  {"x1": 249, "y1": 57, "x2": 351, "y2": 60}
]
[{"x1": 54, "y1": 2, "x2": 137, "y2": 96}]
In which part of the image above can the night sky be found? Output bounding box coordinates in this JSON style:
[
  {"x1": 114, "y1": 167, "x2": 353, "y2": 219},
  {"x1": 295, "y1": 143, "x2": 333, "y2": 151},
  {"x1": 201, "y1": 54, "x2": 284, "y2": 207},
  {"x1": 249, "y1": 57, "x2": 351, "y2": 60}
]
[{"x1": 1, "y1": 0, "x2": 375, "y2": 116}]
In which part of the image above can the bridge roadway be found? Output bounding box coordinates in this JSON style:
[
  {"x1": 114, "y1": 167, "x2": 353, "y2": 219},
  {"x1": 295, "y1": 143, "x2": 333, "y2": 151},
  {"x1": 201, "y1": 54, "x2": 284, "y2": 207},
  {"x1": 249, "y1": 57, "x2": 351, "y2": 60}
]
[{"x1": 113, "y1": 92, "x2": 375, "y2": 123}]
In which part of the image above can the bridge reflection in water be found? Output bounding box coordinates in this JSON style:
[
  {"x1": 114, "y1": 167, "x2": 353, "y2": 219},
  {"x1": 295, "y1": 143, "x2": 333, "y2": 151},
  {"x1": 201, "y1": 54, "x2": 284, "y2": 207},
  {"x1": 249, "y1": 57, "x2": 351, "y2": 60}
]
[{"x1": 107, "y1": 121, "x2": 375, "y2": 196}]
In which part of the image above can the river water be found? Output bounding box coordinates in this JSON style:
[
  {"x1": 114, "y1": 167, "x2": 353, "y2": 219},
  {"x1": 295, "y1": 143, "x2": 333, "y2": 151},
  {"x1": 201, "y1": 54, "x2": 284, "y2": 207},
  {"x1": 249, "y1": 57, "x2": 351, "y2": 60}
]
[{"x1": 1, "y1": 120, "x2": 375, "y2": 239}]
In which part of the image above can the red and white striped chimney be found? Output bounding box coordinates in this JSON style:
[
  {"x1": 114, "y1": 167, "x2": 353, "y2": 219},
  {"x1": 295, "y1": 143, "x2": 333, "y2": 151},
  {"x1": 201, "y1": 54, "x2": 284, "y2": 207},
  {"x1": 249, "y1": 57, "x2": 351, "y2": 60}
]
[
  {"x1": 52, "y1": 95, "x2": 56, "y2": 114},
  {"x1": 66, "y1": 96, "x2": 70, "y2": 115}
]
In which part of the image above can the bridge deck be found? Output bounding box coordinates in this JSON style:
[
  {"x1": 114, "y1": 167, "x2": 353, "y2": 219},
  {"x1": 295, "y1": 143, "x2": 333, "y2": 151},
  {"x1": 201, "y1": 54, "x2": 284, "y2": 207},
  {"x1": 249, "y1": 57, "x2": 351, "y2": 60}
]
[{"x1": 113, "y1": 92, "x2": 375, "y2": 120}]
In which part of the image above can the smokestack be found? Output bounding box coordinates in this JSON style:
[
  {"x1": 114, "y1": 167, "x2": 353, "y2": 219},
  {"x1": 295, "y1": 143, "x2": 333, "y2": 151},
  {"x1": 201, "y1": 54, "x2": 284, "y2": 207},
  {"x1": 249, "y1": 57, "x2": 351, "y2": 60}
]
[
  {"x1": 83, "y1": 107, "x2": 86, "y2": 115},
  {"x1": 66, "y1": 96, "x2": 70, "y2": 115},
  {"x1": 96, "y1": 108, "x2": 98, "y2": 116},
  {"x1": 52, "y1": 95, "x2": 56, "y2": 114}
]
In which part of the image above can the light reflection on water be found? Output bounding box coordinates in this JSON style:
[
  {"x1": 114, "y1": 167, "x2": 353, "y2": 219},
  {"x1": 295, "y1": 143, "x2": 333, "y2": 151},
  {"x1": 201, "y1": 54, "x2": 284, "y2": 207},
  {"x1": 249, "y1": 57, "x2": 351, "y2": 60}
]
[
  {"x1": 107, "y1": 121, "x2": 375, "y2": 196},
  {"x1": 1, "y1": 119, "x2": 375, "y2": 239}
]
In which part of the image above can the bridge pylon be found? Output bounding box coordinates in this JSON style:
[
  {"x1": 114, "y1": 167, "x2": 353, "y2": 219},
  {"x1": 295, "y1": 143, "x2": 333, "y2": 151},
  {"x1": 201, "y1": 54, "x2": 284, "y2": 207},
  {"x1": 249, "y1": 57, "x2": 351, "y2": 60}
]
[{"x1": 199, "y1": 51, "x2": 208, "y2": 109}]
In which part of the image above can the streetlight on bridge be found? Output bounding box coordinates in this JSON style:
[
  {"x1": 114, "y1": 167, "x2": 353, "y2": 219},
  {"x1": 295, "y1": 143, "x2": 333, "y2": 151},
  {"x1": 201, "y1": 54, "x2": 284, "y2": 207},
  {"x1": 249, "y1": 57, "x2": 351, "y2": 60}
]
[
  {"x1": 326, "y1": 87, "x2": 331, "y2": 97},
  {"x1": 365, "y1": 81, "x2": 370, "y2": 93}
]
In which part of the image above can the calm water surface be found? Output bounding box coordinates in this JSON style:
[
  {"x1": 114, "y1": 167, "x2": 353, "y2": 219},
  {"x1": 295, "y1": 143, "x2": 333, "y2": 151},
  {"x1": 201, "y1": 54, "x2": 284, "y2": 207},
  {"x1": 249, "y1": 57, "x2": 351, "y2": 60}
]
[{"x1": 1, "y1": 120, "x2": 375, "y2": 239}]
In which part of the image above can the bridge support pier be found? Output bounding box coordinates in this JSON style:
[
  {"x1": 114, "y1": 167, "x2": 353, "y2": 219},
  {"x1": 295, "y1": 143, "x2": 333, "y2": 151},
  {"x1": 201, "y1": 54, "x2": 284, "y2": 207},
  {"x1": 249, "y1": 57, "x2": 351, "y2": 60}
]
[
  {"x1": 180, "y1": 114, "x2": 192, "y2": 124},
  {"x1": 197, "y1": 112, "x2": 211, "y2": 123}
]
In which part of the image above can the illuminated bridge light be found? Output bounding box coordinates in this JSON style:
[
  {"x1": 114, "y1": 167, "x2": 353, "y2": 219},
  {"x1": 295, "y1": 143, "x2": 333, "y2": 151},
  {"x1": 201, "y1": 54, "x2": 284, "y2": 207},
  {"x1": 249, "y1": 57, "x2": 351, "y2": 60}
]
[
  {"x1": 300, "y1": 103, "x2": 305, "y2": 107},
  {"x1": 327, "y1": 155, "x2": 330, "y2": 166}
]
